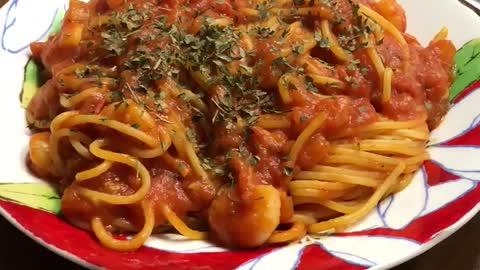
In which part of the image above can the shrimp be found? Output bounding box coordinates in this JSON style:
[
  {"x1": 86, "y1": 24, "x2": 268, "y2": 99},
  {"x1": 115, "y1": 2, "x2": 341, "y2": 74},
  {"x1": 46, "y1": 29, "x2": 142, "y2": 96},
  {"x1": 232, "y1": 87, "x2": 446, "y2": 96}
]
[
  {"x1": 208, "y1": 185, "x2": 281, "y2": 248},
  {"x1": 28, "y1": 132, "x2": 54, "y2": 178},
  {"x1": 371, "y1": 0, "x2": 406, "y2": 32}
]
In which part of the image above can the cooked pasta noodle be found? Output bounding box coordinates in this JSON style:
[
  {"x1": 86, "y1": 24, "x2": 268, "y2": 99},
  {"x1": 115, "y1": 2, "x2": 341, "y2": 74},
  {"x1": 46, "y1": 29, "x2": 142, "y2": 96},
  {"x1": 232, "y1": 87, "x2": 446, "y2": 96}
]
[
  {"x1": 91, "y1": 200, "x2": 155, "y2": 251},
  {"x1": 24, "y1": 0, "x2": 456, "y2": 251}
]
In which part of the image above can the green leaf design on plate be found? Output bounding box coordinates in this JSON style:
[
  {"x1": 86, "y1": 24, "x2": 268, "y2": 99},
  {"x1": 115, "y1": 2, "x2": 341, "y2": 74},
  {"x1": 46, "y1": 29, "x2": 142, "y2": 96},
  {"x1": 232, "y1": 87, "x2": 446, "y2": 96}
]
[
  {"x1": 49, "y1": 8, "x2": 66, "y2": 36},
  {"x1": 20, "y1": 59, "x2": 41, "y2": 108},
  {"x1": 0, "y1": 183, "x2": 61, "y2": 214},
  {"x1": 450, "y1": 38, "x2": 480, "y2": 101}
]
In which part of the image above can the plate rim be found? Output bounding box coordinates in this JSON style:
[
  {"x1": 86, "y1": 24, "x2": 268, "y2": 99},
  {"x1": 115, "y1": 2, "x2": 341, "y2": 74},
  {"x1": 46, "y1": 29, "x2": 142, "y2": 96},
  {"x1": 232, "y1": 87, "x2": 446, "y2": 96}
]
[{"x1": 1, "y1": 0, "x2": 480, "y2": 269}]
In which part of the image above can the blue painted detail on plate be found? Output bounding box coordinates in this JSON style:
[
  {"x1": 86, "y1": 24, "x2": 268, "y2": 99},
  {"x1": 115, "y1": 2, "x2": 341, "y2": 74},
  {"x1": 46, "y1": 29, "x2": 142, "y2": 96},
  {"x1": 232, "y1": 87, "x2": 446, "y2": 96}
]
[
  {"x1": 432, "y1": 144, "x2": 480, "y2": 150},
  {"x1": 350, "y1": 224, "x2": 385, "y2": 233},
  {"x1": 315, "y1": 241, "x2": 377, "y2": 267},
  {"x1": 401, "y1": 168, "x2": 429, "y2": 227},
  {"x1": 329, "y1": 250, "x2": 377, "y2": 267},
  {"x1": 249, "y1": 246, "x2": 306, "y2": 270},
  {"x1": 374, "y1": 168, "x2": 428, "y2": 231},
  {"x1": 291, "y1": 246, "x2": 306, "y2": 270},
  {"x1": 248, "y1": 249, "x2": 280, "y2": 270},
  {"x1": 368, "y1": 234, "x2": 422, "y2": 245},
  {"x1": 418, "y1": 168, "x2": 430, "y2": 216},
  {"x1": 429, "y1": 146, "x2": 480, "y2": 181},
  {"x1": 471, "y1": 113, "x2": 480, "y2": 128},
  {"x1": 316, "y1": 236, "x2": 421, "y2": 268},
  {"x1": 376, "y1": 201, "x2": 389, "y2": 228},
  {"x1": 420, "y1": 179, "x2": 477, "y2": 217},
  {"x1": 244, "y1": 259, "x2": 259, "y2": 270},
  {"x1": 234, "y1": 245, "x2": 307, "y2": 270},
  {"x1": 375, "y1": 203, "x2": 388, "y2": 228},
  {"x1": 378, "y1": 196, "x2": 393, "y2": 218},
  {"x1": 3, "y1": 0, "x2": 18, "y2": 49},
  {"x1": 1, "y1": 0, "x2": 59, "y2": 54},
  {"x1": 429, "y1": 86, "x2": 480, "y2": 146},
  {"x1": 236, "y1": 250, "x2": 273, "y2": 270}
]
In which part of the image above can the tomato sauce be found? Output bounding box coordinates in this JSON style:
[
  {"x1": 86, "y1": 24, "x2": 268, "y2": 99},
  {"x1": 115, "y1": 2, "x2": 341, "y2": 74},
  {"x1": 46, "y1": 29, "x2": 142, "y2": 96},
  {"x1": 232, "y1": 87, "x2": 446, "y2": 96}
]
[{"x1": 26, "y1": 0, "x2": 455, "y2": 248}]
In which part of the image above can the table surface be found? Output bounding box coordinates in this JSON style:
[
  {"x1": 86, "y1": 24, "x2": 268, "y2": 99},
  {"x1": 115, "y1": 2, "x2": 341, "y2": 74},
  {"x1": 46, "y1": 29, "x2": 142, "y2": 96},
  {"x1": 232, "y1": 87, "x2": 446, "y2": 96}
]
[
  {"x1": 0, "y1": 0, "x2": 479, "y2": 269},
  {"x1": 1, "y1": 212, "x2": 480, "y2": 269}
]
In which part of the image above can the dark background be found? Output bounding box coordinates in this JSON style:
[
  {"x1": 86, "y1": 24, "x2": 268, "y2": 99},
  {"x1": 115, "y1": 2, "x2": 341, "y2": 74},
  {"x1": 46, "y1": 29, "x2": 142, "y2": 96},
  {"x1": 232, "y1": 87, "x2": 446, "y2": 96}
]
[{"x1": 1, "y1": 0, "x2": 478, "y2": 269}]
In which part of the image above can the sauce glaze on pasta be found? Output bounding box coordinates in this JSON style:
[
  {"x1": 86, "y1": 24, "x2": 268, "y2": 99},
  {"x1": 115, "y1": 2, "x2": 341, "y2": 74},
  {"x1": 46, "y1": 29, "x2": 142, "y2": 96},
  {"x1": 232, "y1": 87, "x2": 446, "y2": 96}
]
[{"x1": 25, "y1": 0, "x2": 455, "y2": 250}]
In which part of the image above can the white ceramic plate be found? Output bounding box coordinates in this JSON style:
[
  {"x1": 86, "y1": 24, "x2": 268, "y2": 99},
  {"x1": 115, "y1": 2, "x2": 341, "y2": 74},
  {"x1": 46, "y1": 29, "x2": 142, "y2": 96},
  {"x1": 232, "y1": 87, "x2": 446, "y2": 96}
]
[{"x1": 1, "y1": 0, "x2": 480, "y2": 269}]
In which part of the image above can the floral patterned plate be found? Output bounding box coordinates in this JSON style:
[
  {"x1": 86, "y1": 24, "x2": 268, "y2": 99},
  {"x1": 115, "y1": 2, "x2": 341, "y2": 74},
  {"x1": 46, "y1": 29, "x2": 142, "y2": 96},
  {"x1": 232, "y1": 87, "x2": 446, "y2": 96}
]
[{"x1": 1, "y1": 0, "x2": 480, "y2": 269}]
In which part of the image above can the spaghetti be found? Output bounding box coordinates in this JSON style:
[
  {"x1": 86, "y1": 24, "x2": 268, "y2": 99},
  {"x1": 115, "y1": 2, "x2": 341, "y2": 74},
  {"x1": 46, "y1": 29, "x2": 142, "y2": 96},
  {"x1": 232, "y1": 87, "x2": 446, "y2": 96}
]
[{"x1": 24, "y1": 0, "x2": 456, "y2": 250}]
